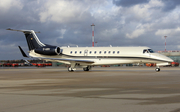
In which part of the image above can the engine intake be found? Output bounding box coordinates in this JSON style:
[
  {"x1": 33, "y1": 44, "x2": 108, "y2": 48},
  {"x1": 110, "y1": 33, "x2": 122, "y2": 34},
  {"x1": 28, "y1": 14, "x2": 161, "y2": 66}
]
[{"x1": 35, "y1": 46, "x2": 60, "y2": 55}]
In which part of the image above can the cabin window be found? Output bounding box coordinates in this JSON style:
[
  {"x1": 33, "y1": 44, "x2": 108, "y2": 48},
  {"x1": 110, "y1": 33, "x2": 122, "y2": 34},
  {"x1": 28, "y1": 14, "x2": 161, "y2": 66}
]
[
  {"x1": 75, "y1": 51, "x2": 77, "y2": 54},
  {"x1": 70, "y1": 51, "x2": 73, "y2": 54},
  {"x1": 104, "y1": 51, "x2": 106, "y2": 54},
  {"x1": 108, "y1": 51, "x2": 111, "y2": 54},
  {"x1": 89, "y1": 51, "x2": 92, "y2": 54},
  {"x1": 79, "y1": 51, "x2": 82, "y2": 54},
  {"x1": 99, "y1": 51, "x2": 101, "y2": 54},
  {"x1": 113, "y1": 51, "x2": 115, "y2": 54},
  {"x1": 117, "y1": 51, "x2": 120, "y2": 54},
  {"x1": 94, "y1": 51, "x2": 96, "y2": 54}
]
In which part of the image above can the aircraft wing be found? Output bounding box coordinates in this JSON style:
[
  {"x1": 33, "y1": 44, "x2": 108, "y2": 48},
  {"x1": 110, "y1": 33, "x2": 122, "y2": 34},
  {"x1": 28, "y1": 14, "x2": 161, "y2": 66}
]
[{"x1": 39, "y1": 57, "x2": 95, "y2": 63}]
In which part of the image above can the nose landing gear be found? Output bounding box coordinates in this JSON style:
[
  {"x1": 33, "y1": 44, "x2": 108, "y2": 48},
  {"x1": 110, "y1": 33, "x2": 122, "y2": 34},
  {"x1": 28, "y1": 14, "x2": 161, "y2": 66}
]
[
  {"x1": 155, "y1": 68, "x2": 160, "y2": 72},
  {"x1": 68, "y1": 67, "x2": 76, "y2": 72}
]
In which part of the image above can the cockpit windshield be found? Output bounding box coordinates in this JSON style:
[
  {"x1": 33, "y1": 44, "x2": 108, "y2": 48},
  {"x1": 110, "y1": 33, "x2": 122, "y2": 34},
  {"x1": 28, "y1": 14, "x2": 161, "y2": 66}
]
[
  {"x1": 148, "y1": 49, "x2": 154, "y2": 53},
  {"x1": 143, "y1": 49, "x2": 154, "y2": 53},
  {"x1": 143, "y1": 49, "x2": 148, "y2": 53}
]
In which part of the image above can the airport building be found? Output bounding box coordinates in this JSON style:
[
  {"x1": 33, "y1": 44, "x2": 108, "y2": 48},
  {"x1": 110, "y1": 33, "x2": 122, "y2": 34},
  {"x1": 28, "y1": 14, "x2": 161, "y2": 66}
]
[{"x1": 158, "y1": 51, "x2": 180, "y2": 63}]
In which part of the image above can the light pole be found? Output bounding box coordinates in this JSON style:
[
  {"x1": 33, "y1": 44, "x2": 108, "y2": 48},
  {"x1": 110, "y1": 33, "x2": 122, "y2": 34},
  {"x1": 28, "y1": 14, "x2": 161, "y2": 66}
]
[
  {"x1": 91, "y1": 23, "x2": 95, "y2": 47},
  {"x1": 95, "y1": 41, "x2": 97, "y2": 47},
  {"x1": 164, "y1": 36, "x2": 167, "y2": 51}
]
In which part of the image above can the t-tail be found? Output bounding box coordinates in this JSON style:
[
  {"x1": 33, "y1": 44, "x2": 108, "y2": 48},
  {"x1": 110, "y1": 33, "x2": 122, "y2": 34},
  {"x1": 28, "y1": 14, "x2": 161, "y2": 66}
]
[{"x1": 7, "y1": 28, "x2": 61, "y2": 56}]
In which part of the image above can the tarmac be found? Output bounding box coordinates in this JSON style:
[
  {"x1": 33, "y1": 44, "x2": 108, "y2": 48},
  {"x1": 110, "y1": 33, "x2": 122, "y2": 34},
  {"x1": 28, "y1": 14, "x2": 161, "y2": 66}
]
[{"x1": 0, "y1": 67, "x2": 180, "y2": 112}]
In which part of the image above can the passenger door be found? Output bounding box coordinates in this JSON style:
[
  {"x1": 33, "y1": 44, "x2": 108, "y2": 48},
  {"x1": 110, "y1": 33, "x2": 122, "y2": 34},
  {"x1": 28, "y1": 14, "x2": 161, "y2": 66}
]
[{"x1": 84, "y1": 49, "x2": 88, "y2": 56}]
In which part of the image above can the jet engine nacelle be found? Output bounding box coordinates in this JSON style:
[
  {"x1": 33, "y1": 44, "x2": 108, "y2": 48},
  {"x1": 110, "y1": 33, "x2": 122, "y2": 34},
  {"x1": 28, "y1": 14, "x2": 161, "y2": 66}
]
[{"x1": 34, "y1": 46, "x2": 60, "y2": 55}]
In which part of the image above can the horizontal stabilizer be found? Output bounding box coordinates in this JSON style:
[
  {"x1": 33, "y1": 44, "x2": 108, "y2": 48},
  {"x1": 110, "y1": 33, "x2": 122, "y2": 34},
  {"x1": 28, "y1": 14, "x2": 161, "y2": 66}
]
[
  {"x1": 7, "y1": 28, "x2": 40, "y2": 33},
  {"x1": 7, "y1": 28, "x2": 45, "y2": 50},
  {"x1": 18, "y1": 46, "x2": 28, "y2": 57}
]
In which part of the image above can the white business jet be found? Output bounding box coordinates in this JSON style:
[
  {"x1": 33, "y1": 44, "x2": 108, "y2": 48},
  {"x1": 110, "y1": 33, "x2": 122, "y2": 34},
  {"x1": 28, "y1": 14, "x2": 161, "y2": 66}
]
[{"x1": 7, "y1": 28, "x2": 173, "y2": 72}]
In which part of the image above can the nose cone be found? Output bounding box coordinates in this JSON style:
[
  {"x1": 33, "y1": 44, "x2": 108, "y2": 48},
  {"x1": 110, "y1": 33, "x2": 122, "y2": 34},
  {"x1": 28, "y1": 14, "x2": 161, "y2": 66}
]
[
  {"x1": 154, "y1": 53, "x2": 174, "y2": 62},
  {"x1": 167, "y1": 57, "x2": 173, "y2": 62},
  {"x1": 161, "y1": 54, "x2": 173, "y2": 62}
]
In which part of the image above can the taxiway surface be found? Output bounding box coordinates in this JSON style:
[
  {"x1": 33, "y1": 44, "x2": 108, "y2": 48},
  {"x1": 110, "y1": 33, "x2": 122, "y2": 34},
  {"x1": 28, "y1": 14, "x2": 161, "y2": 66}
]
[{"x1": 0, "y1": 67, "x2": 180, "y2": 112}]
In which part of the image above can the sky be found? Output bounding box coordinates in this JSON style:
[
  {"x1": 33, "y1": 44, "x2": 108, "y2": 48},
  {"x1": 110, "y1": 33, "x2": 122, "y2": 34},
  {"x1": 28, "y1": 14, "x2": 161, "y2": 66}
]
[{"x1": 1, "y1": 0, "x2": 180, "y2": 60}]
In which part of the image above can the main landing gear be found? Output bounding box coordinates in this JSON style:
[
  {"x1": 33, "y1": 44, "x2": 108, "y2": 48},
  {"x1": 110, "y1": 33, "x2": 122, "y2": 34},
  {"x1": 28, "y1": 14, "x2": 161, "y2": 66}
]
[
  {"x1": 83, "y1": 66, "x2": 91, "y2": 71},
  {"x1": 68, "y1": 63, "x2": 91, "y2": 72}
]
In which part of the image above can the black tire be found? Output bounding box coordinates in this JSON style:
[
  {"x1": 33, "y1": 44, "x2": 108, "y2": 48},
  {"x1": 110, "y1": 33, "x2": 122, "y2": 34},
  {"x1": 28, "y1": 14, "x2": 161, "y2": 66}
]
[
  {"x1": 155, "y1": 68, "x2": 160, "y2": 72},
  {"x1": 68, "y1": 67, "x2": 74, "y2": 72},
  {"x1": 83, "y1": 67, "x2": 89, "y2": 71}
]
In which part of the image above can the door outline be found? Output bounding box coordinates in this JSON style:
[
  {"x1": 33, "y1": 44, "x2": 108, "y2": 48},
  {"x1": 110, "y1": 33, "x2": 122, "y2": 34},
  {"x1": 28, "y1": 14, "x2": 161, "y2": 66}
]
[{"x1": 84, "y1": 49, "x2": 88, "y2": 56}]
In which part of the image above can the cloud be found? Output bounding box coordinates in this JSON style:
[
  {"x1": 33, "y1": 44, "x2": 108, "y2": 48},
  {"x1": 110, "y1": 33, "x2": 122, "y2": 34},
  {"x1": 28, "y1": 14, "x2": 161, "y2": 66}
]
[
  {"x1": 113, "y1": 0, "x2": 150, "y2": 7},
  {"x1": 0, "y1": 0, "x2": 23, "y2": 12},
  {"x1": 112, "y1": 0, "x2": 180, "y2": 12},
  {"x1": 1, "y1": 0, "x2": 180, "y2": 60},
  {"x1": 39, "y1": 0, "x2": 92, "y2": 23},
  {"x1": 126, "y1": 29, "x2": 145, "y2": 39},
  {"x1": 155, "y1": 27, "x2": 180, "y2": 38},
  {"x1": 162, "y1": 0, "x2": 180, "y2": 11}
]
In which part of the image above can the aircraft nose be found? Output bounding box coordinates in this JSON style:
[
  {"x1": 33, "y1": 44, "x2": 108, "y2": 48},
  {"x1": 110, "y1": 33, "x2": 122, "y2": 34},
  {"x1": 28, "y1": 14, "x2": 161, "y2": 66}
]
[
  {"x1": 165, "y1": 56, "x2": 173, "y2": 62},
  {"x1": 168, "y1": 57, "x2": 174, "y2": 62},
  {"x1": 154, "y1": 53, "x2": 174, "y2": 63}
]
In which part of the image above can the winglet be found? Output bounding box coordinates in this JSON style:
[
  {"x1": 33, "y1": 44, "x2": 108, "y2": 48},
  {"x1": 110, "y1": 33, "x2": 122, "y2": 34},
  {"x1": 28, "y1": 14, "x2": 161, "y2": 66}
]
[{"x1": 18, "y1": 46, "x2": 28, "y2": 57}]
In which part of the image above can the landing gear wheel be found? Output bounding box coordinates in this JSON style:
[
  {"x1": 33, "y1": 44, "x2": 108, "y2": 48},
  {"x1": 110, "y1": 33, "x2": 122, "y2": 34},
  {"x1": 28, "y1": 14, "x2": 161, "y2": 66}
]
[
  {"x1": 83, "y1": 67, "x2": 89, "y2": 71},
  {"x1": 68, "y1": 67, "x2": 74, "y2": 72},
  {"x1": 155, "y1": 68, "x2": 160, "y2": 72},
  {"x1": 83, "y1": 66, "x2": 91, "y2": 71}
]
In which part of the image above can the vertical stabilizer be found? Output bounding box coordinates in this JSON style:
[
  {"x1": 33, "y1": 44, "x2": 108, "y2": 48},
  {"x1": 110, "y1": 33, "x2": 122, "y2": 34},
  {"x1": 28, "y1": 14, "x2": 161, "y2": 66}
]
[
  {"x1": 23, "y1": 30, "x2": 45, "y2": 50},
  {"x1": 7, "y1": 28, "x2": 45, "y2": 50}
]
